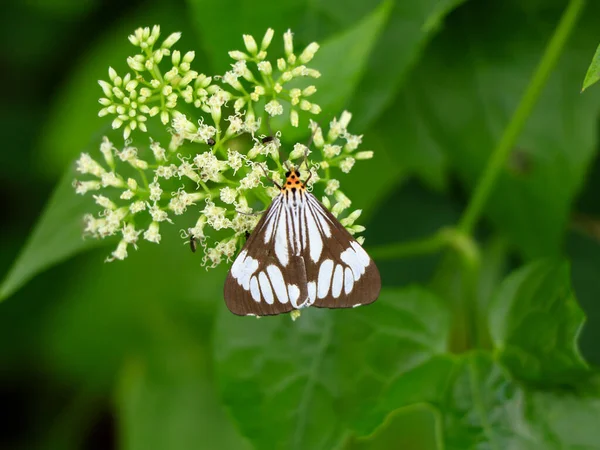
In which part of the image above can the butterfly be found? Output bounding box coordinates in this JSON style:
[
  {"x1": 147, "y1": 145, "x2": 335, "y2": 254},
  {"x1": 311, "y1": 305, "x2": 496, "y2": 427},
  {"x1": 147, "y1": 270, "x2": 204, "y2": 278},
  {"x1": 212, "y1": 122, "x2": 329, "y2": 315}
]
[{"x1": 223, "y1": 166, "x2": 380, "y2": 316}]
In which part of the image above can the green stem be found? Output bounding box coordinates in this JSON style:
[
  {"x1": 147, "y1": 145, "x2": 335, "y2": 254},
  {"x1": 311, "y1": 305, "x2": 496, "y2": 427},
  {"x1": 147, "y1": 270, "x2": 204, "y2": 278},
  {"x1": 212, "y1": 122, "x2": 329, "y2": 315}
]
[
  {"x1": 458, "y1": 0, "x2": 585, "y2": 235},
  {"x1": 367, "y1": 228, "x2": 478, "y2": 262}
]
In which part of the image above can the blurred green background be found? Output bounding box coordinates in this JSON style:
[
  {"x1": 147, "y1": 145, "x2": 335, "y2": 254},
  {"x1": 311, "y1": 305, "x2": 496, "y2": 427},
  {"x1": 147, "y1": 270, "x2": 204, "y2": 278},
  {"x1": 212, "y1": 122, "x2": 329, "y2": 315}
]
[{"x1": 2, "y1": 0, "x2": 600, "y2": 449}]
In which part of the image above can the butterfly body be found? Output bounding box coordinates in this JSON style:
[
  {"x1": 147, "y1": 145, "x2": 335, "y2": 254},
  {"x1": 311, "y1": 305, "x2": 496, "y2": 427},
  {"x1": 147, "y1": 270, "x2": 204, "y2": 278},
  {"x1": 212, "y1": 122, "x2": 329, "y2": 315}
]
[{"x1": 224, "y1": 169, "x2": 380, "y2": 316}]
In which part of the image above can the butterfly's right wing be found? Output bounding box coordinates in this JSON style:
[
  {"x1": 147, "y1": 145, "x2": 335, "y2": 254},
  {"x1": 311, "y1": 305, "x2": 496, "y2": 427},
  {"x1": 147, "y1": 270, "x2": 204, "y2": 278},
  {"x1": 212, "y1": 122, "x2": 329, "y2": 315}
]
[{"x1": 223, "y1": 195, "x2": 309, "y2": 316}]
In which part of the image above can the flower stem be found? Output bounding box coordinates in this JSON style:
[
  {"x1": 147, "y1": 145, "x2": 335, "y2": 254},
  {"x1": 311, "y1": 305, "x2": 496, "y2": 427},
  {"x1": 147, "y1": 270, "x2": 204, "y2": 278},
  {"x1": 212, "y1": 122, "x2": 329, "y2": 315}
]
[{"x1": 458, "y1": 0, "x2": 585, "y2": 235}]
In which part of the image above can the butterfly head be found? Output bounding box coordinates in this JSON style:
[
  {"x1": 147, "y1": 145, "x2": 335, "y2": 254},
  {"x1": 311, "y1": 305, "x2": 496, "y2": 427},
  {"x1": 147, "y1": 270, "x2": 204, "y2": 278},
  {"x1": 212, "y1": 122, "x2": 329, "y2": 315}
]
[{"x1": 282, "y1": 168, "x2": 306, "y2": 194}]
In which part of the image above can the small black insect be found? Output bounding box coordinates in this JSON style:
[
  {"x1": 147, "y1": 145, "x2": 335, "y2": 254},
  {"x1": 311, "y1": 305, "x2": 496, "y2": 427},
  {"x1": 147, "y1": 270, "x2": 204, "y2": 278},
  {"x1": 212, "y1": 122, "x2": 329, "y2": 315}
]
[
  {"x1": 189, "y1": 235, "x2": 197, "y2": 253},
  {"x1": 261, "y1": 136, "x2": 275, "y2": 144},
  {"x1": 207, "y1": 138, "x2": 216, "y2": 146}
]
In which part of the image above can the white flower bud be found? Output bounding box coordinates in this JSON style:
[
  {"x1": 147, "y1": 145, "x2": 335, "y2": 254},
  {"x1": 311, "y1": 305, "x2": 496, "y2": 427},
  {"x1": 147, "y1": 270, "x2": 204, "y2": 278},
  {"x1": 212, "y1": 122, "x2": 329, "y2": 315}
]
[
  {"x1": 98, "y1": 80, "x2": 113, "y2": 98},
  {"x1": 299, "y1": 42, "x2": 319, "y2": 64},
  {"x1": 283, "y1": 29, "x2": 294, "y2": 57},
  {"x1": 277, "y1": 58, "x2": 286, "y2": 71},
  {"x1": 290, "y1": 109, "x2": 299, "y2": 127},
  {"x1": 243, "y1": 34, "x2": 258, "y2": 54},
  {"x1": 172, "y1": 50, "x2": 181, "y2": 66},
  {"x1": 355, "y1": 151, "x2": 374, "y2": 160},
  {"x1": 228, "y1": 50, "x2": 248, "y2": 60},
  {"x1": 162, "y1": 32, "x2": 181, "y2": 49},
  {"x1": 261, "y1": 28, "x2": 274, "y2": 50}
]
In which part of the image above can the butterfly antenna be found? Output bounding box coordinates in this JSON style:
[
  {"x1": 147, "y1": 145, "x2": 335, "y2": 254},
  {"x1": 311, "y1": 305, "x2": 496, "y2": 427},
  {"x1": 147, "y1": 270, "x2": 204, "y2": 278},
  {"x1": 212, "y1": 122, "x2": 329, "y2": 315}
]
[{"x1": 258, "y1": 162, "x2": 282, "y2": 189}]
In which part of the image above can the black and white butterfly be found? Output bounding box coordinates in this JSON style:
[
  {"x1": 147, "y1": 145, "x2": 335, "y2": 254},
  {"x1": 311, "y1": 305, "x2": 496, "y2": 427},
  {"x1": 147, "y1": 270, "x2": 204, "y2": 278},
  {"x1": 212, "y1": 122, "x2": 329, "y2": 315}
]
[{"x1": 224, "y1": 167, "x2": 380, "y2": 316}]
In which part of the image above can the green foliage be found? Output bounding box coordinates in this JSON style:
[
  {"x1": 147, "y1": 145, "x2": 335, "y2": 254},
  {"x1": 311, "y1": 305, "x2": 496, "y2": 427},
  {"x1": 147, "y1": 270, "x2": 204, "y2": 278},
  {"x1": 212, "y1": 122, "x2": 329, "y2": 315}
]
[
  {"x1": 3, "y1": 0, "x2": 600, "y2": 448},
  {"x1": 582, "y1": 43, "x2": 600, "y2": 91}
]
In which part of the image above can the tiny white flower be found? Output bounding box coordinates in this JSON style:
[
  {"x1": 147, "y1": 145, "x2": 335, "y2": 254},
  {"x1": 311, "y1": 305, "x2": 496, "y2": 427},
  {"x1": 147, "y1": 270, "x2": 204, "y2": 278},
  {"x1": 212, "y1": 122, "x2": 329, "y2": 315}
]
[
  {"x1": 344, "y1": 133, "x2": 363, "y2": 151},
  {"x1": 325, "y1": 179, "x2": 340, "y2": 195},
  {"x1": 289, "y1": 143, "x2": 309, "y2": 160},
  {"x1": 220, "y1": 187, "x2": 237, "y2": 204},
  {"x1": 227, "y1": 150, "x2": 243, "y2": 173},
  {"x1": 107, "y1": 240, "x2": 129, "y2": 262},
  {"x1": 76, "y1": 153, "x2": 106, "y2": 177},
  {"x1": 144, "y1": 222, "x2": 161, "y2": 243},
  {"x1": 73, "y1": 180, "x2": 101, "y2": 195},
  {"x1": 129, "y1": 201, "x2": 146, "y2": 213},
  {"x1": 265, "y1": 100, "x2": 283, "y2": 116},
  {"x1": 340, "y1": 157, "x2": 355, "y2": 173},
  {"x1": 93, "y1": 195, "x2": 116, "y2": 209},
  {"x1": 323, "y1": 144, "x2": 342, "y2": 159},
  {"x1": 120, "y1": 189, "x2": 134, "y2": 200},
  {"x1": 150, "y1": 140, "x2": 167, "y2": 160},
  {"x1": 149, "y1": 180, "x2": 163, "y2": 202},
  {"x1": 257, "y1": 61, "x2": 272, "y2": 74},
  {"x1": 149, "y1": 204, "x2": 169, "y2": 222}
]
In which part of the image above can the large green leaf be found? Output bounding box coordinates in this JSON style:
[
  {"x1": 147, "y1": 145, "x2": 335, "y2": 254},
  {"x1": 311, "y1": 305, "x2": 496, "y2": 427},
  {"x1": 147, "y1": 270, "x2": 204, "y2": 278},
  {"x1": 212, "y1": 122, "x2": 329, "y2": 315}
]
[
  {"x1": 439, "y1": 352, "x2": 600, "y2": 449},
  {"x1": 213, "y1": 287, "x2": 454, "y2": 449},
  {"x1": 0, "y1": 167, "x2": 103, "y2": 302},
  {"x1": 402, "y1": 1, "x2": 600, "y2": 257},
  {"x1": 488, "y1": 260, "x2": 588, "y2": 385},
  {"x1": 349, "y1": 0, "x2": 468, "y2": 131}
]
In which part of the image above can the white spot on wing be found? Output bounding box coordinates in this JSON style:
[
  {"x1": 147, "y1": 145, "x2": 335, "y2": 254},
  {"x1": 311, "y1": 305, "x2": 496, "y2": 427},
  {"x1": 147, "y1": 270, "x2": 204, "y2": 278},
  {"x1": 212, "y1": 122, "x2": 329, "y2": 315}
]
[
  {"x1": 317, "y1": 259, "x2": 334, "y2": 299},
  {"x1": 274, "y1": 206, "x2": 289, "y2": 266},
  {"x1": 307, "y1": 281, "x2": 316, "y2": 305},
  {"x1": 239, "y1": 256, "x2": 259, "y2": 290},
  {"x1": 305, "y1": 206, "x2": 323, "y2": 263},
  {"x1": 344, "y1": 267, "x2": 354, "y2": 295},
  {"x1": 258, "y1": 271, "x2": 274, "y2": 304},
  {"x1": 340, "y1": 247, "x2": 364, "y2": 281},
  {"x1": 288, "y1": 284, "x2": 301, "y2": 307},
  {"x1": 351, "y1": 241, "x2": 371, "y2": 267},
  {"x1": 230, "y1": 250, "x2": 247, "y2": 279},
  {"x1": 266, "y1": 265, "x2": 289, "y2": 304},
  {"x1": 250, "y1": 276, "x2": 260, "y2": 302},
  {"x1": 332, "y1": 264, "x2": 343, "y2": 298}
]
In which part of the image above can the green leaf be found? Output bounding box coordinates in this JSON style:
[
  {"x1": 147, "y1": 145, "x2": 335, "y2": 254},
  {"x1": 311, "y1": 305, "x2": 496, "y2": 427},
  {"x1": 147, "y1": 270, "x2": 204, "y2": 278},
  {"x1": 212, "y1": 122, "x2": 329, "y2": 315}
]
[
  {"x1": 488, "y1": 260, "x2": 588, "y2": 385},
  {"x1": 307, "y1": 0, "x2": 392, "y2": 123},
  {"x1": 349, "y1": 0, "x2": 468, "y2": 131},
  {"x1": 272, "y1": 0, "x2": 393, "y2": 141},
  {"x1": 439, "y1": 352, "x2": 600, "y2": 449},
  {"x1": 441, "y1": 353, "x2": 529, "y2": 449},
  {"x1": 582, "y1": 42, "x2": 600, "y2": 92},
  {"x1": 186, "y1": 0, "x2": 307, "y2": 73},
  {"x1": 0, "y1": 167, "x2": 103, "y2": 302},
  {"x1": 117, "y1": 355, "x2": 250, "y2": 450},
  {"x1": 213, "y1": 287, "x2": 454, "y2": 449},
  {"x1": 40, "y1": 228, "x2": 225, "y2": 389},
  {"x1": 403, "y1": 1, "x2": 600, "y2": 258}
]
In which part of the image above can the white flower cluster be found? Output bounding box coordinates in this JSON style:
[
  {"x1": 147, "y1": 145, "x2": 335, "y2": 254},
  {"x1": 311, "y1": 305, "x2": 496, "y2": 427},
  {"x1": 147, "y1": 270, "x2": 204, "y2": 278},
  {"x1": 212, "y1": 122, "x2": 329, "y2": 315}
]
[{"x1": 75, "y1": 27, "x2": 374, "y2": 265}]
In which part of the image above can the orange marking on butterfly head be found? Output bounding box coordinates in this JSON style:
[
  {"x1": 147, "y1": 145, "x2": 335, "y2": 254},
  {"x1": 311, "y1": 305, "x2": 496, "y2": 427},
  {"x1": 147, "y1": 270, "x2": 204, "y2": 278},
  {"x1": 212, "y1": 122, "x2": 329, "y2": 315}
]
[{"x1": 282, "y1": 168, "x2": 306, "y2": 193}]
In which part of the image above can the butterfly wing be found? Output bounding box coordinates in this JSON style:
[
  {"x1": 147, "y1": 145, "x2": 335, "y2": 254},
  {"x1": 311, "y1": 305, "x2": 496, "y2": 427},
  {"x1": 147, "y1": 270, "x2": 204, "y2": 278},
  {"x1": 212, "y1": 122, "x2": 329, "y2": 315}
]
[
  {"x1": 300, "y1": 192, "x2": 381, "y2": 309},
  {"x1": 224, "y1": 195, "x2": 309, "y2": 316}
]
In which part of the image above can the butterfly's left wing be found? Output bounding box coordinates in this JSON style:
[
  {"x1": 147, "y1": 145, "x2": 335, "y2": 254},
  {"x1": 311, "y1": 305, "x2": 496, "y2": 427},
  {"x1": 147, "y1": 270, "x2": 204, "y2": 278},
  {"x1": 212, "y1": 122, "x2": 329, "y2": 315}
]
[
  {"x1": 224, "y1": 195, "x2": 309, "y2": 316},
  {"x1": 300, "y1": 192, "x2": 381, "y2": 309}
]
